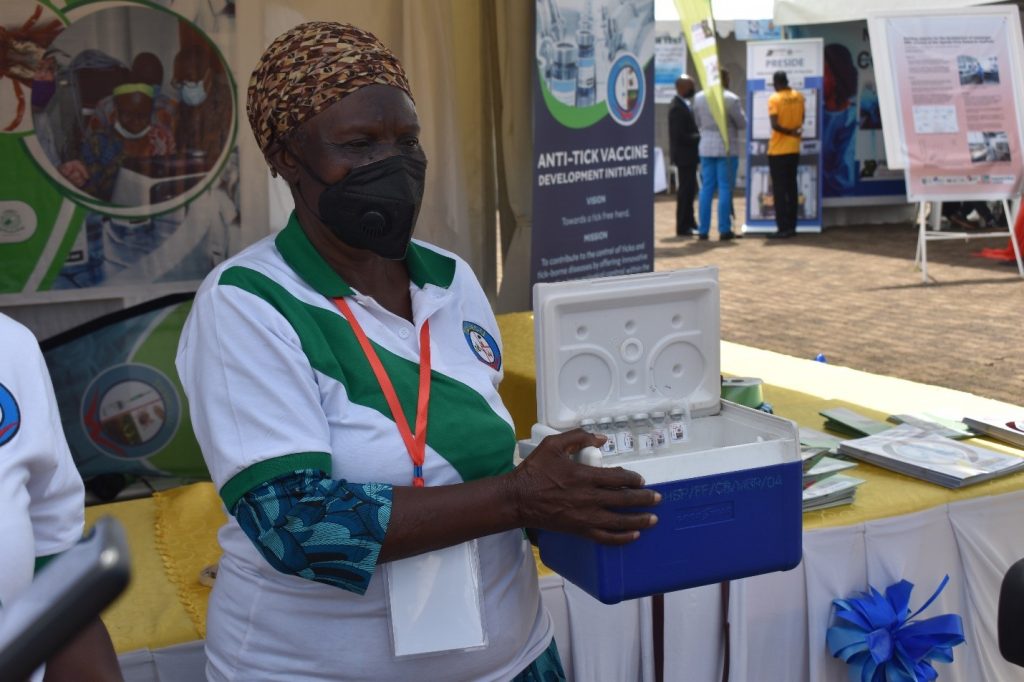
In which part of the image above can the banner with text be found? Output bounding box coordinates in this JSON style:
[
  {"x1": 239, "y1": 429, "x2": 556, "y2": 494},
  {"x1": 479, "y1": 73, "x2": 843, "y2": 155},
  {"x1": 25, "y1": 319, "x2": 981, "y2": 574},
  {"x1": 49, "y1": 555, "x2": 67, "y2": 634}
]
[
  {"x1": 744, "y1": 39, "x2": 824, "y2": 232},
  {"x1": 532, "y1": 0, "x2": 654, "y2": 284},
  {"x1": 0, "y1": 0, "x2": 239, "y2": 304},
  {"x1": 654, "y1": 20, "x2": 686, "y2": 104},
  {"x1": 790, "y1": 21, "x2": 906, "y2": 205},
  {"x1": 876, "y1": 9, "x2": 1024, "y2": 201}
]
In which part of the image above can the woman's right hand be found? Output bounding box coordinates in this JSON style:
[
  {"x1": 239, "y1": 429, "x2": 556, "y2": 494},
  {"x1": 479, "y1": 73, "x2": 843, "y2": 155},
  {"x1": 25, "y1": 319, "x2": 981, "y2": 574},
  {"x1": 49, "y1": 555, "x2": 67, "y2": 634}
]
[
  {"x1": 507, "y1": 429, "x2": 661, "y2": 545},
  {"x1": 58, "y1": 160, "x2": 88, "y2": 188}
]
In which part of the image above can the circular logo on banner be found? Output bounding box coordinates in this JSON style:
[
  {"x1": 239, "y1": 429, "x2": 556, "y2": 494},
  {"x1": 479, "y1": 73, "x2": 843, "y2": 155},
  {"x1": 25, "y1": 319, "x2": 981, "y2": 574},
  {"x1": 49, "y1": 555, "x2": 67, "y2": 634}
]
[
  {"x1": 81, "y1": 364, "x2": 180, "y2": 460},
  {"x1": 606, "y1": 53, "x2": 645, "y2": 126},
  {"x1": 463, "y1": 322, "x2": 501, "y2": 371},
  {"x1": 0, "y1": 383, "x2": 21, "y2": 448}
]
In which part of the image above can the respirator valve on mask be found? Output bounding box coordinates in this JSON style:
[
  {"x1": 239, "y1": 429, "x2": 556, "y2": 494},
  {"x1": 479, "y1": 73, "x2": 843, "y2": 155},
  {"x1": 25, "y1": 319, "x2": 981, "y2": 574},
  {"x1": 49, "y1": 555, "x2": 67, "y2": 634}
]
[{"x1": 361, "y1": 211, "x2": 387, "y2": 236}]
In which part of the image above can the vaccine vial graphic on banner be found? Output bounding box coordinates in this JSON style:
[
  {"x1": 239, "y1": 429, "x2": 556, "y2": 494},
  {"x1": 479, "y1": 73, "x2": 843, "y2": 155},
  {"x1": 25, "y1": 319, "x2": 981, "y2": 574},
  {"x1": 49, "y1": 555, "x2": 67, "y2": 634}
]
[
  {"x1": 531, "y1": 0, "x2": 654, "y2": 286},
  {"x1": 536, "y1": 0, "x2": 653, "y2": 119},
  {"x1": 0, "y1": 0, "x2": 239, "y2": 301}
]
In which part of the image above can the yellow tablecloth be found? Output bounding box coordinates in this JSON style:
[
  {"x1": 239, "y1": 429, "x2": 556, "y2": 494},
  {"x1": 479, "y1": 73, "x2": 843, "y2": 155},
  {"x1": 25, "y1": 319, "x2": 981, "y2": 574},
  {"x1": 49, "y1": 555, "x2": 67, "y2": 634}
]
[{"x1": 88, "y1": 311, "x2": 1024, "y2": 653}]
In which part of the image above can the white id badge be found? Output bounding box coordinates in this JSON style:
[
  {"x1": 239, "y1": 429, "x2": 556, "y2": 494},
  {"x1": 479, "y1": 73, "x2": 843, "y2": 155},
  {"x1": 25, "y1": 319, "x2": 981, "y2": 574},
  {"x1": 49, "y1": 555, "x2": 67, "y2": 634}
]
[{"x1": 385, "y1": 539, "x2": 487, "y2": 658}]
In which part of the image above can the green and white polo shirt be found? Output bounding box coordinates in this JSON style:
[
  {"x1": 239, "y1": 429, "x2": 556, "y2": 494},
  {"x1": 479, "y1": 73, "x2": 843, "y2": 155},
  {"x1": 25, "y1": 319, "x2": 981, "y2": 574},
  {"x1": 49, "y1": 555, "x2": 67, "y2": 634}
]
[
  {"x1": 176, "y1": 214, "x2": 551, "y2": 681},
  {"x1": 0, "y1": 315, "x2": 85, "y2": 682}
]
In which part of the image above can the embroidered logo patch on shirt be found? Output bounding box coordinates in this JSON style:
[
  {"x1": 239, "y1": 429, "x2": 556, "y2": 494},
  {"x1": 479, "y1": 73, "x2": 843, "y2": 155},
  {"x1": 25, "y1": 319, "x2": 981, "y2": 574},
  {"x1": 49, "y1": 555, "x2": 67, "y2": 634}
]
[
  {"x1": 462, "y1": 322, "x2": 501, "y2": 371},
  {"x1": 0, "y1": 382, "x2": 21, "y2": 447}
]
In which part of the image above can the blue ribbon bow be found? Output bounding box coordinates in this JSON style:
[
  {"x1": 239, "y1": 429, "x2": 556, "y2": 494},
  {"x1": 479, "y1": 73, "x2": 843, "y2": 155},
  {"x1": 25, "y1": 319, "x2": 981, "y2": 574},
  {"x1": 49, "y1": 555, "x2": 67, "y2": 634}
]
[{"x1": 826, "y1": 576, "x2": 965, "y2": 682}]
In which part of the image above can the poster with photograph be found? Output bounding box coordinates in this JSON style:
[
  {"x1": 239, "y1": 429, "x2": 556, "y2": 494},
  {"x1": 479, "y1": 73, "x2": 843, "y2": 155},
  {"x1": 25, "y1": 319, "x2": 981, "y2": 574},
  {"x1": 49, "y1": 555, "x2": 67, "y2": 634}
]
[
  {"x1": 790, "y1": 21, "x2": 906, "y2": 205},
  {"x1": 532, "y1": 0, "x2": 655, "y2": 284},
  {"x1": 875, "y1": 8, "x2": 1024, "y2": 201},
  {"x1": 654, "y1": 20, "x2": 686, "y2": 104},
  {"x1": 744, "y1": 38, "x2": 824, "y2": 232},
  {"x1": 0, "y1": 0, "x2": 239, "y2": 303}
]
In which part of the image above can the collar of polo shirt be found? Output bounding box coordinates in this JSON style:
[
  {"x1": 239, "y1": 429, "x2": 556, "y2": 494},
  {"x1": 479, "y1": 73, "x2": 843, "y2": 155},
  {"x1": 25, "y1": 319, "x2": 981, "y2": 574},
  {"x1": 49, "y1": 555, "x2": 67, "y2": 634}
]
[{"x1": 275, "y1": 212, "x2": 457, "y2": 297}]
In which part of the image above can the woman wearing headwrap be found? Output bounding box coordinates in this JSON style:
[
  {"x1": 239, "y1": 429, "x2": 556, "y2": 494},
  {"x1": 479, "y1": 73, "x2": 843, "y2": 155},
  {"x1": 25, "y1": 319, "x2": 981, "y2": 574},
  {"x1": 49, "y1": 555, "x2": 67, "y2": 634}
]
[{"x1": 176, "y1": 22, "x2": 659, "y2": 681}]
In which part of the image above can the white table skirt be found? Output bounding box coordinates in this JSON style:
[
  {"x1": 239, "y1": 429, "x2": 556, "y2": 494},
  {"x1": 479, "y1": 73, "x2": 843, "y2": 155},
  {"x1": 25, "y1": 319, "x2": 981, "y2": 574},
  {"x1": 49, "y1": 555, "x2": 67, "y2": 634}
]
[
  {"x1": 119, "y1": 490, "x2": 1024, "y2": 681},
  {"x1": 666, "y1": 489, "x2": 1024, "y2": 682}
]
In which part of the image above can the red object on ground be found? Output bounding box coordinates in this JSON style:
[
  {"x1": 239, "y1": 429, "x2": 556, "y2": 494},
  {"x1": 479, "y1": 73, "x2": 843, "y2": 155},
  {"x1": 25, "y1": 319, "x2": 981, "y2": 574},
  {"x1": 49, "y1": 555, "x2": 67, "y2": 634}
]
[{"x1": 976, "y1": 205, "x2": 1024, "y2": 261}]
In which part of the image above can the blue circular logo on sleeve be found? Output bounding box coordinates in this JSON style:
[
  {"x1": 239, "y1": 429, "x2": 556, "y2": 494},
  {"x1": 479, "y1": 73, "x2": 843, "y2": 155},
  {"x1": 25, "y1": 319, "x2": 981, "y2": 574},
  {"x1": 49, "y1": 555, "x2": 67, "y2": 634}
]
[
  {"x1": 463, "y1": 322, "x2": 501, "y2": 371},
  {"x1": 606, "y1": 53, "x2": 646, "y2": 126},
  {"x1": 0, "y1": 383, "x2": 21, "y2": 448}
]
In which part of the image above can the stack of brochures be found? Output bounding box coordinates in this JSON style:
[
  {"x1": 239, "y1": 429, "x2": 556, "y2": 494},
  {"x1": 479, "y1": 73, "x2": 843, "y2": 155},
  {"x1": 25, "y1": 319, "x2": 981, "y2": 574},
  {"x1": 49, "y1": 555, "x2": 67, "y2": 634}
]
[
  {"x1": 819, "y1": 407, "x2": 892, "y2": 438},
  {"x1": 838, "y1": 424, "x2": 1024, "y2": 488},
  {"x1": 799, "y1": 427, "x2": 863, "y2": 511},
  {"x1": 802, "y1": 474, "x2": 865, "y2": 512},
  {"x1": 888, "y1": 413, "x2": 974, "y2": 440},
  {"x1": 963, "y1": 416, "x2": 1024, "y2": 449}
]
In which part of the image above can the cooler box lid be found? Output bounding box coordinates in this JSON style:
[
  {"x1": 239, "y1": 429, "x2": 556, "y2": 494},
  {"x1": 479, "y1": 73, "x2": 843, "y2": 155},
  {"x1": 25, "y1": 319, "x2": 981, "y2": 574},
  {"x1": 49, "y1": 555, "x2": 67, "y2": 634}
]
[{"x1": 533, "y1": 267, "x2": 721, "y2": 430}]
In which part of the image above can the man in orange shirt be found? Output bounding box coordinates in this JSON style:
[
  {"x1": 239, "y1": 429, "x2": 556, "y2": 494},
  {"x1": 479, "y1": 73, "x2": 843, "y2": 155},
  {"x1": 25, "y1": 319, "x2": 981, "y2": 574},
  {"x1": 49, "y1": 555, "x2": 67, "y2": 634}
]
[{"x1": 767, "y1": 71, "x2": 805, "y2": 239}]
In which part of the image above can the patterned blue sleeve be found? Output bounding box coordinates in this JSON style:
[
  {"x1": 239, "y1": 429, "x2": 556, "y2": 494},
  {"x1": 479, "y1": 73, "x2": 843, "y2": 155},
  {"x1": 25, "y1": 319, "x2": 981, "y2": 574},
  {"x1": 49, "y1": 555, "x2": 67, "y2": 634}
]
[{"x1": 231, "y1": 469, "x2": 393, "y2": 595}]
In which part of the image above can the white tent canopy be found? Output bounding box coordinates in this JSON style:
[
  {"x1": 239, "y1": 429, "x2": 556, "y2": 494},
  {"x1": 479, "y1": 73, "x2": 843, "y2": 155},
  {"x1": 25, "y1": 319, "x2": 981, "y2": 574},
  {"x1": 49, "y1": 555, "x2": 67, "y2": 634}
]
[
  {"x1": 654, "y1": 0, "x2": 773, "y2": 22},
  {"x1": 656, "y1": 0, "x2": 1007, "y2": 26},
  {"x1": 774, "y1": 0, "x2": 1004, "y2": 26}
]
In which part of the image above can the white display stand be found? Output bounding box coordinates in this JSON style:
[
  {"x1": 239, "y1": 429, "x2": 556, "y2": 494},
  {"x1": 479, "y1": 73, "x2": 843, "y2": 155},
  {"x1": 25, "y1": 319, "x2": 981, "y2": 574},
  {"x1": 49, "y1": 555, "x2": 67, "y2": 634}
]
[
  {"x1": 913, "y1": 200, "x2": 1024, "y2": 283},
  {"x1": 869, "y1": 7, "x2": 1024, "y2": 283}
]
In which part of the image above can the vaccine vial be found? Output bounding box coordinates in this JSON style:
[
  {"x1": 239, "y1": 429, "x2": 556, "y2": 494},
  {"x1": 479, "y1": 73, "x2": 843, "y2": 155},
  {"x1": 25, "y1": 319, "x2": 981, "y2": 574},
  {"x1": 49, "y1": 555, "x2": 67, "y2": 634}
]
[
  {"x1": 613, "y1": 415, "x2": 635, "y2": 454},
  {"x1": 580, "y1": 418, "x2": 597, "y2": 434},
  {"x1": 651, "y1": 411, "x2": 669, "y2": 449},
  {"x1": 597, "y1": 417, "x2": 618, "y2": 454},
  {"x1": 632, "y1": 413, "x2": 655, "y2": 453},
  {"x1": 668, "y1": 406, "x2": 691, "y2": 444},
  {"x1": 575, "y1": 29, "x2": 596, "y2": 106},
  {"x1": 550, "y1": 42, "x2": 578, "y2": 106}
]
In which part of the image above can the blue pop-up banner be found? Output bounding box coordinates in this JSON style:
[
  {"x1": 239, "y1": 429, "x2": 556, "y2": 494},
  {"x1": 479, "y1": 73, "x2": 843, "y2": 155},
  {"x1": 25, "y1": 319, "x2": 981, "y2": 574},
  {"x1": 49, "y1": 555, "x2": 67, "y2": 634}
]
[{"x1": 744, "y1": 38, "x2": 825, "y2": 233}]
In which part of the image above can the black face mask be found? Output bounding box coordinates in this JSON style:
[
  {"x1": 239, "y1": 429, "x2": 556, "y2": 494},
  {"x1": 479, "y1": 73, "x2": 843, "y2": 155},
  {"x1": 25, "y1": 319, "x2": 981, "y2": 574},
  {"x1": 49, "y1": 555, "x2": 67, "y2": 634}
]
[{"x1": 296, "y1": 153, "x2": 427, "y2": 260}]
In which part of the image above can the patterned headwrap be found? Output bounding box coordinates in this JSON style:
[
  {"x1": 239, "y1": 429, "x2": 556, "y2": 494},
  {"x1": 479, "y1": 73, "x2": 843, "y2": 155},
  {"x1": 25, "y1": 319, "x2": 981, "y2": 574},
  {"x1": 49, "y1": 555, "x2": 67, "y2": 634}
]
[{"x1": 247, "y1": 21, "x2": 412, "y2": 156}]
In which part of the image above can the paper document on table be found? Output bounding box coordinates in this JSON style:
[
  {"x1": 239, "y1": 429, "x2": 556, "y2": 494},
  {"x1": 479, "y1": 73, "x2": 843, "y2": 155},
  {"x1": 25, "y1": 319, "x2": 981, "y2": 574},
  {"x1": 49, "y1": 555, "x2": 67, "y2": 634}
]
[
  {"x1": 820, "y1": 407, "x2": 891, "y2": 438},
  {"x1": 839, "y1": 424, "x2": 1024, "y2": 488},
  {"x1": 888, "y1": 413, "x2": 973, "y2": 440},
  {"x1": 799, "y1": 427, "x2": 843, "y2": 452},
  {"x1": 802, "y1": 474, "x2": 863, "y2": 511},
  {"x1": 963, "y1": 416, "x2": 1024, "y2": 449},
  {"x1": 803, "y1": 456, "x2": 858, "y2": 488}
]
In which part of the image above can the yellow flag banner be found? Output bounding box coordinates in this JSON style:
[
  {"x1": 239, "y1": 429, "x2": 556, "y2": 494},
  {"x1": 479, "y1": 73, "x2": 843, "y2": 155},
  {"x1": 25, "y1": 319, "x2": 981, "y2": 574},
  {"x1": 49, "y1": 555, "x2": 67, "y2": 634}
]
[{"x1": 672, "y1": 0, "x2": 729, "y2": 151}]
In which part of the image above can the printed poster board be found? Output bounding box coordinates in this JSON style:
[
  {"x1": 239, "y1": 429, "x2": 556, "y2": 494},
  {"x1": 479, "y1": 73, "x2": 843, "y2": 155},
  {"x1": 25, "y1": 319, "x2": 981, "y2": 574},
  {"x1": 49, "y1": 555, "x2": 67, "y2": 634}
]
[
  {"x1": 0, "y1": 0, "x2": 239, "y2": 305},
  {"x1": 868, "y1": 6, "x2": 1024, "y2": 201},
  {"x1": 654, "y1": 20, "x2": 686, "y2": 105}
]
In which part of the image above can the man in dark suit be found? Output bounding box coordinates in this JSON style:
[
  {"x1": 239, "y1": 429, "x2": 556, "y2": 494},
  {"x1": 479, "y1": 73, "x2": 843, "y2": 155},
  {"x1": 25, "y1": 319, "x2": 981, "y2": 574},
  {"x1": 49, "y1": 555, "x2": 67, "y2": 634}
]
[{"x1": 668, "y1": 75, "x2": 700, "y2": 237}]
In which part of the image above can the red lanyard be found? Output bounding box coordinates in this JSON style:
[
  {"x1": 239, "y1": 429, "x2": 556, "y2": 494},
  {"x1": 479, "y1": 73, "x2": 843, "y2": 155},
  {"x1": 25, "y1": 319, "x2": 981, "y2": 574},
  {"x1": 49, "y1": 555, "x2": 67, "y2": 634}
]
[{"x1": 332, "y1": 297, "x2": 431, "y2": 487}]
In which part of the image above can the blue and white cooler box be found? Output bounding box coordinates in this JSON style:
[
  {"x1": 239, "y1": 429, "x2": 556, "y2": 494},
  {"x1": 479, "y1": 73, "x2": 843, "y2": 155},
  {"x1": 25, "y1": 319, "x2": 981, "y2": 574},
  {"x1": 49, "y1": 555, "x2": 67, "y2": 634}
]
[{"x1": 522, "y1": 268, "x2": 802, "y2": 604}]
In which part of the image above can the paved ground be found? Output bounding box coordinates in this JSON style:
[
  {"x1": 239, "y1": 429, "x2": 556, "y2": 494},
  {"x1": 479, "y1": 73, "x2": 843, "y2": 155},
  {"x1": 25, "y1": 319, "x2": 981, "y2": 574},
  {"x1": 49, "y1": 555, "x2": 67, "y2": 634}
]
[{"x1": 653, "y1": 195, "x2": 1024, "y2": 406}]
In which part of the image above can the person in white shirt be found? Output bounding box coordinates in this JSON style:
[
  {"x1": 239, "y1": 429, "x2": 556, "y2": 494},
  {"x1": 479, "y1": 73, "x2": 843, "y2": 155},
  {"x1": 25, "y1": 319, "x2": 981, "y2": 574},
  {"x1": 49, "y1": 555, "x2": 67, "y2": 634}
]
[
  {"x1": 0, "y1": 314, "x2": 121, "y2": 681},
  {"x1": 176, "y1": 21, "x2": 661, "y2": 682}
]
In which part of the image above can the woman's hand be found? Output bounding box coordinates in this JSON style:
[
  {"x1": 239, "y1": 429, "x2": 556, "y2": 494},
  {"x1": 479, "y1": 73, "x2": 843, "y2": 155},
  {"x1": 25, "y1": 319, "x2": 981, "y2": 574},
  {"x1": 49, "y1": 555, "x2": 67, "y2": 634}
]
[
  {"x1": 507, "y1": 429, "x2": 661, "y2": 545},
  {"x1": 58, "y1": 160, "x2": 88, "y2": 188}
]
